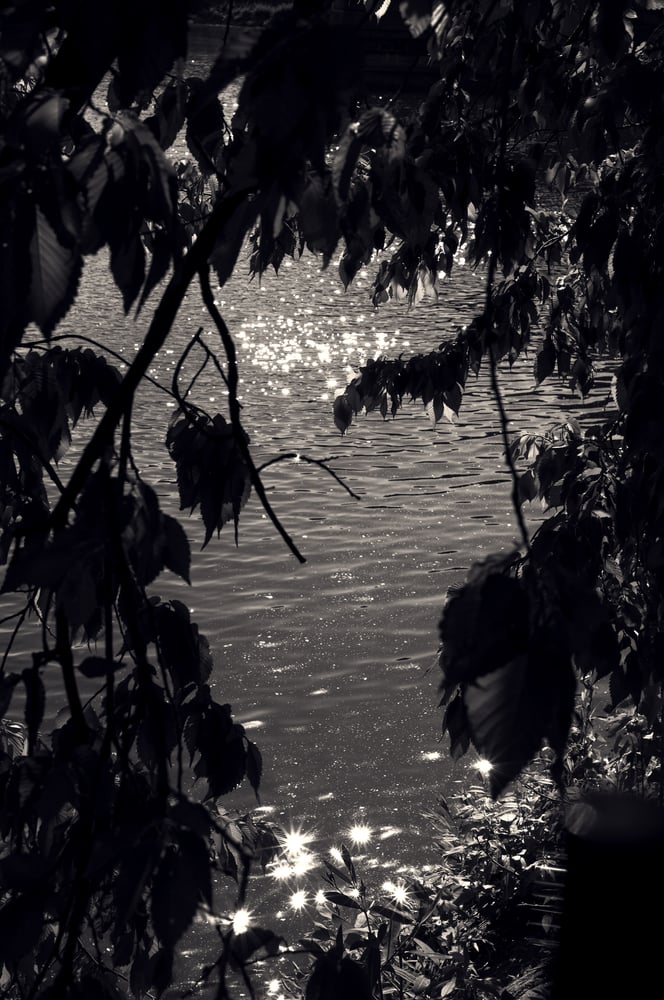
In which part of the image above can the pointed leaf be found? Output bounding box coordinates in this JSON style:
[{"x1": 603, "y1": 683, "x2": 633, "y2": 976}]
[
  {"x1": 27, "y1": 207, "x2": 82, "y2": 337},
  {"x1": 22, "y1": 665, "x2": 44, "y2": 753},
  {"x1": 162, "y1": 515, "x2": 191, "y2": 584},
  {"x1": 325, "y1": 890, "x2": 362, "y2": 910},
  {"x1": 534, "y1": 340, "x2": 556, "y2": 385},
  {"x1": 151, "y1": 831, "x2": 212, "y2": 949},
  {"x1": 246, "y1": 739, "x2": 263, "y2": 798}
]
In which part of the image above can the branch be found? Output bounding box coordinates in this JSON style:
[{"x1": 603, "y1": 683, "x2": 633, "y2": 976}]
[
  {"x1": 483, "y1": 8, "x2": 531, "y2": 556},
  {"x1": 50, "y1": 188, "x2": 254, "y2": 533},
  {"x1": 199, "y1": 265, "x2": 306, "y2": 564},
  {"x1": 256, "y1": 452, "x2": 361, "y2": 500},
  {"x1": 55, "y1": 608, "x2": 87, "y2": 741}
]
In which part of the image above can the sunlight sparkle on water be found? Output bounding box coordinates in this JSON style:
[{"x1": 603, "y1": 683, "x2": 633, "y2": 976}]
[
  {"x1": 289, "y1": 889, "x2": 308, "y2": 912},
  {"x1": 231, "y1": 908, "x2": 252, "y2": 935},
  {"x1": 473, "y1": 758, "x2": 493, "y2": 776},
  {"x1": 330, "y1": 847, "x2": 344, "y2": 864},
  {"x1": 280, "y1": 825, "x2": 315, "y2": 858},
  {"x1": 381, "y1": 880, "x2": 412, "y2": 908},
  {"x1": 348, "y1": 823, "x2": 372, "y2": 846}
]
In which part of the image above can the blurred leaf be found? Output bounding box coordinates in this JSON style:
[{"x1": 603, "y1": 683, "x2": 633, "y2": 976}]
[
  {"x1": 22, "y1": 664, "x2": 44, "y2": 753},
  {"x1": 77, "y1": 656, "x2": 111, "y2": 679},
  {"x1": 151, "y1": 830, "x2": 212, "y2": 949},
  {"x1": 325, "y1": 890, "x2": 361, "y2": 910},
  {"x1": 230, "y1": 927, "x2": 284, "y2": 965}
]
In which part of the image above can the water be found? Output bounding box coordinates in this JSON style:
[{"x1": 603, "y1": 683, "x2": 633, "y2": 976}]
[{"x1": 0, "y1": 28, "x2": 618, "y2": 991}]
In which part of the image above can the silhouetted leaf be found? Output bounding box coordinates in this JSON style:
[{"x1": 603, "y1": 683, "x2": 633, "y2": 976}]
[
  {"x1": 333, "y1": 108, "x2": 405, "y2": 203},
  {"x1": 111, "y1": 232, "x2": 145, "y2": 314},
  {"x1": 27, "y1": 207, "x2": 82, "y2": 337},
  {"x1": 77, "y1": 656, "x2": 111, "y2": 679},
  {"x1": 146, "y1": 78, "x2": 187, "y2": 150},
  {"x1": 151, "y1": 830, "x2": 212, "y2": 949},
  {"x1": 534, "y1": 340, "x2": 556, "y2": 385},
  {"x1": 306, "y1": 953, "x2": 372, "y2": 1000},
  {"x1": 440, "y1": 567, "x2": 529, "y2": 688},
  {"x1": 334, "y1": 394, "x2": 354, "y2": 434},
  {"x1": 325, "y1": 890, "x2": 361, "y2": 910},
  {"x1": 371, "y1": 902, "x2": 414, "y2": 924},
  {"x1": 22, "y1": 664, "x2": 44, "y2": 752},
  {"x1": 443, "y1": 690, "x2": 471, "y2": 760},
  {"x1": 0, "y1": 673, "x2": 20, "y2": 719},
  {"x1": 230, "y1": 927, "x2": 284, "y2": 965},
  {"x1": 166, "y1": 414, "x2": 251, "y2": 547},
  {"x1": 464, "y1": 635, "x2": 575, "y2": 797},
  {"x1": 154, "y1": 600, "x2": 212, "y2": 691},
  {"x1": 162, "y1": 514, "x2": 191, "y2": 584},
  {"x1": 246, "y1": 739, "x2": 263, "y2": 798}
]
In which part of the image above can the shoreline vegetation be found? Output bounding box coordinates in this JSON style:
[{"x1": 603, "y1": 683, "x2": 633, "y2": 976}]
[{"x1": 191, "y1": 1, "x2": 291, "y2": 26}]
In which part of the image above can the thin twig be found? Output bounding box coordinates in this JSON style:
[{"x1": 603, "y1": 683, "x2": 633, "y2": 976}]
[
  {"x1": 256, "y1": 452, "x2": 361, "y2": 501},
  {"x1": 483, "y1": 9, "x2": 531, "y2": 555}
]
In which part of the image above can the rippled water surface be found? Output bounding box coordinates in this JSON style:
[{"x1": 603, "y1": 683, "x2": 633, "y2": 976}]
[{"x1": 1, "y1": 30, "x2": 618, "y2": 988}]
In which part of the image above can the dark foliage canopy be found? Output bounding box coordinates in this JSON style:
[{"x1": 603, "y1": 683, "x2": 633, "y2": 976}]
[{"x1": 1, "y1": 0, "x2": 664, "y2": 996}]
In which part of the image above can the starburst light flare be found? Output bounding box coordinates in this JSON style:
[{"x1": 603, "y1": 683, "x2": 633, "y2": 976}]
[
  {"x1": 348, "y1": 823, "x2": 372, "y2": 846},
  {"x1": 280, "y1": 824, "x2": 315, "y2": 858},
  {"x1": 289, "y1": 889, "x2": 308, "y2": 912},
  {"x1": 231, "y1": 908, "x2": 252, "y2": 935}
]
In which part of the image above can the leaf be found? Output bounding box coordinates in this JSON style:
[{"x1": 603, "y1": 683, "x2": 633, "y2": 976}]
[
  {"x1": 325, "y1": 890, "x2": 362, "y2": 909},
  {"x1": 27, "y1": 207, "x2": 82, "y2": 337},
  {"x1": 440, "y1": 568, "x2": 529, "y2": 689},
  {"x1": 162, "y1": 514, "x2": 191, "y2": 584},
  {"x1": 110, "y1": 232, "x2": 145, "y2": 314},
  {"x1": 246, "y1": 739, "x2": 263, "y2": 798},
  {"x1": 443, "y1": 690, "x2": 471, "y2": 760},
  {"x1": 464, "y1": 635, "x2": 576, "y2": 797},
  {"x1": 534, "y1": 340, "x2": 556, "y2": 385},
  {"x1": 333, "y1": 394, "x2": 354, "y2": 434},
  {"x1": 114, "y1": 0, "x2": 188, "y2": 108},
  {"x1": 306, "y1": 954, "x2": 372, "y2": 1000},
  {"x1": 146, "y1": 78, "x2": 187, "y2": 150},
  {"x1": 371, "y1": 902, "x2": 414, "y2": 924},
  {"x1": 333, "y1": 108, "x2": 405, "y2": 203},
  {"x1": 77, "y1": 656, "x2": 111, "y2": 678},
  {"x1": 192, "y1": 701, "x2": 248, "y2": 799},
  {"x1": 166, "y1": 414, "x2": 252, "y2": 547},
  {"x1": 0, "y1": 673, "x2": 20, "y2": 719},
  {"x1": 154, "y1": 600, "x2": 212, "y2": 692},
  {"x1": 443, "y1": 382, "x2": 463, "y2": 417},
  {"x1": 398, "y1": 0, "x2": 435, "y2": 38},
  {"x1": 22, "y1": 664, "x2": 44, "y2": 753},
  {"x1": 230, "y1": 927, "x2": 284, "y2": 965},
  {"x1": 185, "y1": 78, "x2": 225, "y2": 176},
  {"x1": 151, "y1": 830, "x2": 212, "y2": 949}
]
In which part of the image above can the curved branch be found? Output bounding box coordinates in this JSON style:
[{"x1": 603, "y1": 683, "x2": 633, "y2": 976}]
[
  {"x1": 198, "y1": 264, "x2": 306, "y2": 564},
  {"x1": 256, "y1": 452, "x2": 361, "y2": 501},
  {"x1": 50, "y1": 187, "x2": 254, "y2": 533}
]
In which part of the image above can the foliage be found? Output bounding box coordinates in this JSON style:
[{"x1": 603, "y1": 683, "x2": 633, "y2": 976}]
[
  {"x1": 328, "y1": 0, "x2": 664, "y2": 806},
  {"x1": 1, "y1": 0, "x2": 664, "y2": 997},
  {"x1": 267, "y1": 761, "x2": 562, "y2": 1000}
]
